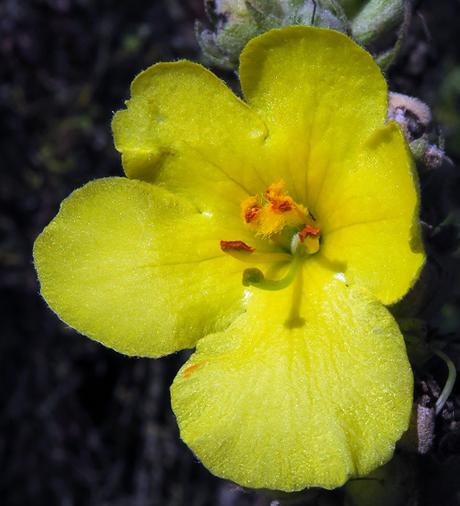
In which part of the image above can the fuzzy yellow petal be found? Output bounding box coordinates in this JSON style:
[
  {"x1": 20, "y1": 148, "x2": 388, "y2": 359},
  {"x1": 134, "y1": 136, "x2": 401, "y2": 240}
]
[
  {"x1": 239, "y1": 27, "x2": 424, "y2": 303},
  {"x1": 239, "y1": 26, "x2": 387, "y2": 202},
  {"x1": 171, "y1": 260, "x2": 413, "y2": 491},
  {"x1": 112, "y1": 61, "x2": 268, "y2": 219},
  {"x1": 33, "y1": 178, "x2": 249, "y2": 357},
  {"x1": 319, "y1": 123, "x2": 425, "y2": 304}
]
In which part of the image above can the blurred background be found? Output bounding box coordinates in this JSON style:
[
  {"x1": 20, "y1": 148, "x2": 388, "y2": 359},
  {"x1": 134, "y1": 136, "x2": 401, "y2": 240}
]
[{"x1": 1, "y1": 0, "x2": 460, "y2": 505}]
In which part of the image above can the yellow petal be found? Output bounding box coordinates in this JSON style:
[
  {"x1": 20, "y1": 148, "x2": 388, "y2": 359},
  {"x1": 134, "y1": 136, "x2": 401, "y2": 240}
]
[
  {"x1": 33, "y1": 178, "x2": 249, "y2": 357},
  {"x1": 239, "y1": 26, "x2": 388, "y2": 203},
  {"x1": 239, "y1": 27, "x2": 424, "y2": 303},
  {"x1": 112, "y1": 61, "x2": 268, "y2": 219},
  {"x1": 319, "y1": 123, "x2": 425, "y2": 304},
  {"x1": 171, "y1": 260, "x2": 413, "y2": 491}
]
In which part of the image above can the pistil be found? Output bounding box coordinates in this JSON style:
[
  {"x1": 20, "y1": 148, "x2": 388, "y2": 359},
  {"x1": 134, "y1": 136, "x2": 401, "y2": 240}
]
[{"x1": 242, "y1": 253, "x2": 304, "y2": 291}]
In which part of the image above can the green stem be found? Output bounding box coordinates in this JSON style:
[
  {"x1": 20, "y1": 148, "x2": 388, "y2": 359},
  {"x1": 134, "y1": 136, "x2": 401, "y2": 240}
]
[{"x1": 433, "y1": 348, "x2": 457, "y2": 415}]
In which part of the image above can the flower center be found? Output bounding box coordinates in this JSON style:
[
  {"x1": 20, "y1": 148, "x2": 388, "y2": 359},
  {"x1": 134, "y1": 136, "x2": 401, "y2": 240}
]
[{"x1": 220, "y1": 181, "x2": 321, "y2": 291}]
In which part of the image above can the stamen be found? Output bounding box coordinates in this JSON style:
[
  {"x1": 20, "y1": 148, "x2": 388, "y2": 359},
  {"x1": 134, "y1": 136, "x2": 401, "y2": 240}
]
[
  {"x1": 270, "y1": 198, "x2": 292, "y2": 213},
  {"x1": 243, "y1": 198, "x2": 262, "y2": 223},
  {"x1": 241, "y1": 181, "x2": 308, "y2": 237},
  {"x1": 220, "y1": 240, "x2": 291, "y2": 264},
  {"x1": 299, "y1": 225, "x2": 320, "y2": 241},
  {"x1": 298, "y1": 224, "x2": 320, "y2": 254},
  {"x1": 220, "y1": 240, "x2": 255, "y2": 252},
  {"x1": 228, "y1": 181, "x2": 322, "y2": 290},
  {"x1": 242, "y1": 253, "x2": 303, "y2": 291}
]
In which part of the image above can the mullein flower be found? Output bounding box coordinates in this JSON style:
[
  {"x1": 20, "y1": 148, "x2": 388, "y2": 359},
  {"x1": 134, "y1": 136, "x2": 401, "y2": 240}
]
[{"x1": 34, "y1": 26, "x2": 425, "y2": 491}]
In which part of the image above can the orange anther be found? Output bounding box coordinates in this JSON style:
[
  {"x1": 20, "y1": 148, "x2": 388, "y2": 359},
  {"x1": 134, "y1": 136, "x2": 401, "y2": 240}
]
[
  {"x1": 244, "y1": 204, "x2": 262, "y2": 223},
  {"x1": 241, "y1": 181, "x2": 309, "y2": 237},
  {"x1": 270, "y1": 198, "x2": 293, "y2": 213},
  {"x1": 299, "y1": 225, "x2": 321, "y2": 242},
  {"x1": 220, "y1": 240, "x2": 255, "y2": 252}
]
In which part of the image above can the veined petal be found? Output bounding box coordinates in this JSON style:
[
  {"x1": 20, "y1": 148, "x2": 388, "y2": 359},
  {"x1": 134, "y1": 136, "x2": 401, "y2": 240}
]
[
  {"x1": 239, "y1": 27, "x2": 423, "y2": 303},
  {"x1": 33, "y1": 178, "x2": 250, "y2": 357},
  {"x1": 239, "y1": 26, "x2": 388, "y2": 203},
  {"x1": 171, "y1": 261, "x2": 413, "y2": 491},
  {"x1": 319, "y1": 123, "x2": 425, "y2": 305},
  {"x1": 112, "y1": 61, "x2": 269, "y2": 218}
]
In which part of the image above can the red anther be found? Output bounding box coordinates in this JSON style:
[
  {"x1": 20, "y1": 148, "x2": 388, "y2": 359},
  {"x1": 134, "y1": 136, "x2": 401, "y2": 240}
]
[
  {"x1": 244, "y1": 204, "x2": 261, "y2": 223},
  {"x1": 271, "y1": 198, "x2": 292, "y2": 213},
  {"x1": 220, "y1": 240, "x2": 256, "y2": 252},
  {"x1": 299, "y1": 225, "x2": 321, "y2": 242}
]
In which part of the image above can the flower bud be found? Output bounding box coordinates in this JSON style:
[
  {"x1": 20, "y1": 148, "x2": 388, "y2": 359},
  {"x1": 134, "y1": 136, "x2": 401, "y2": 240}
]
[
  {"x1": 197, "y1": 0, "x2": 413, "y2": 71},
  {"x1": 388, "y1": 92, "x2": 432, "y2": 141},
  {"x1": 197, "y1": 0, "x2": 348, "y2": 70},
  {"x1": 351, "y1": 0, "x2": 404, "y2": 46},
  {"x1": 211, "y1": 0, "x2": 250, "y2": 22},
  {"x1": 388, "y1": 92, "x2": 449, "y2": 170}
]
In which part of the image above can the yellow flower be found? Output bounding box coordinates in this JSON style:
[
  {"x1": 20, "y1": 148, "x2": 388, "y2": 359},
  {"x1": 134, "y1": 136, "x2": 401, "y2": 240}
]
[{"x1": 33, "y1": 27, "x2": 425, "y2": 491}]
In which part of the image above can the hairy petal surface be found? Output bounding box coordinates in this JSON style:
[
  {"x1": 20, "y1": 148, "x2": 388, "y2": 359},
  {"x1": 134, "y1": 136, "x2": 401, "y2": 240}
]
[
  {"x1": 33, "y1": 178, "x2": 250, "y2": 357},
  {"x1": 171, "y1": 261, "x2": 413, "y2": 491},
  {"x1": 319, "y1": 123, "x2": 425, "y2": 304},
  {"x1": 239, "y1": 26, "x2": 388, "y2": 203},
  {"x1": 240, "y1": 27, "x2": 424, "y2": 303},
  {"x1": 112, "y1": 61, "x2": 269, "y2": 219}
]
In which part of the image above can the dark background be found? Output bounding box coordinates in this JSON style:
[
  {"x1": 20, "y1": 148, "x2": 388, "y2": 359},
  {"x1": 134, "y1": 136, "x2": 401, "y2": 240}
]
[{"x1": 1, "y1": 1, "x2": 460, "y2": 505}]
